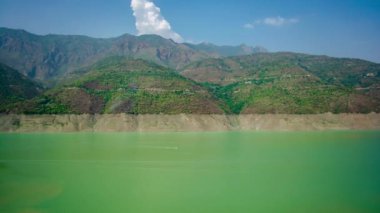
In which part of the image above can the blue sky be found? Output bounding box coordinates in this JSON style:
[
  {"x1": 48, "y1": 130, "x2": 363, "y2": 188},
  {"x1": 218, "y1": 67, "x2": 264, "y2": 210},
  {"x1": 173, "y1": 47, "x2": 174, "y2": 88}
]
[{"x1": 0, "y1": 0, "x2": 379, "y2": 62}]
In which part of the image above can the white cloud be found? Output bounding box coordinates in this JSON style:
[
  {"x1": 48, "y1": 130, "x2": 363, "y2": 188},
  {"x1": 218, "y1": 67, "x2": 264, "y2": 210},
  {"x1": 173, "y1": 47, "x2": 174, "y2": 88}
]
[
  {"x1": 243, "y1": 23, "x2": 255, "y2": 29},
  {"x1": 244, "y1": 16, "x2": 299, "y2": 29},
  {"x1": 130, "y1": 0, "x2": 183, "y2": 43},
  {"x1": 262, "y1": 17, "x2": 299, "y2": 26}
]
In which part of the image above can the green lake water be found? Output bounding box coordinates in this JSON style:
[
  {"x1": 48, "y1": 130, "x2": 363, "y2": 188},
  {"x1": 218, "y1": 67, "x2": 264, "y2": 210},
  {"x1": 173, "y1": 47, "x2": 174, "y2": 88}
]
[{"x1": 0, "y1": 131, "x2": 379, "y2": 213}]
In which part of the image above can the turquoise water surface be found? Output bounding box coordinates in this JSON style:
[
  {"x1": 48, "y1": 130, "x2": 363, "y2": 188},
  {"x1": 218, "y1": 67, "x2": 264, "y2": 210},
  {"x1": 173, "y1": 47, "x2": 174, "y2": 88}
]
[{"x1": 0, "y1": 131, "x2": 379, "y2": 213}]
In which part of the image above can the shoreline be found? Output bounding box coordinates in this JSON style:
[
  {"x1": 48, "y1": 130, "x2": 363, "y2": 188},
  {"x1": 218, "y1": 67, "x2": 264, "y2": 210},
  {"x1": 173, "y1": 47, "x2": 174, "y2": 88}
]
[{"x1": 1, "y1": 113, "x2": 379, "y2": 132}]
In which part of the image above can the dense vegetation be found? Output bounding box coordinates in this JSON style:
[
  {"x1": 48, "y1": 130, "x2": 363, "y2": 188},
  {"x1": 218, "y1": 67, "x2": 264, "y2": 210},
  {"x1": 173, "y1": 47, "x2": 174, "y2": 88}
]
[
  {"x1": 184, "y1": 53, "x2": 380, "y2": 114},
  {"x1": 182, "y1": 52, "x2": 380, "y2": 87},
  {"x1": 6, "y1": 58, "x2": 224, "y2": 114},
  {"x1": 0, "y1": 63, "x2": 43, "y2": 111}
]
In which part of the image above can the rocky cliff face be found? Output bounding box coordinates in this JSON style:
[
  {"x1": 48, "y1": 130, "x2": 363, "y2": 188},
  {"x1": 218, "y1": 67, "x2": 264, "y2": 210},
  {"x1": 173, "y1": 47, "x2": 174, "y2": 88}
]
[{"x1": 1, "y1": 114, "x2": 379, "y2": 132}]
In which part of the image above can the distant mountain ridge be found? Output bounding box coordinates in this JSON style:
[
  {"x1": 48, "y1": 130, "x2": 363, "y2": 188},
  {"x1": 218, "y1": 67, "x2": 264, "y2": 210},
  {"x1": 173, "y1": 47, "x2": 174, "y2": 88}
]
[
  {"x1": 0, "y1": 28, "x2": 266, "y2": 83},
  {"x1": 0, "y1": 28, "x2": 379, "y2": 114}
]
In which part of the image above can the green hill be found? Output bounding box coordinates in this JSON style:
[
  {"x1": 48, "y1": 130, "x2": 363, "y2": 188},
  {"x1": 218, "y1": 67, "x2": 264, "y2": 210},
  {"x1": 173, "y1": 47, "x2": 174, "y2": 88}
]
[
  {"x1": 0, "y1": 63, "x2": 43, "y2": 109},
  {"x1": 182, "y1": 53, "x2": 380, "y2": 114},
  {"x1": 9, "y1": 58, "x2": 225, "y2": 114}
]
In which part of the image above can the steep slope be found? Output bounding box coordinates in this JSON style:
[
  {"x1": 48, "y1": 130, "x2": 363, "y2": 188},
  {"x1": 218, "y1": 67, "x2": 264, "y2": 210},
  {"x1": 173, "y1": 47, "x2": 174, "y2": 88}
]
[
  {"x1": 182, "y1": 53, "x2": 380, "y2": 113},
  {"x1": 111, "y1": 34, "x2": 208, "y2": 70},
  {"x1": 0, "y1": 63, "x2": 43, "y2": 108},
  {"x1": 8, "y1": 57, "x2": 225, "y2": 114},
  {"x1": 0, "y1": 28, "x2": 207, "y2": 82},
  {"x1": 0, "y1": 28, "x2": 112, "y2": 82},
  {"x1": 0, "y1": 28, "x2": 264, "y2": 84}
]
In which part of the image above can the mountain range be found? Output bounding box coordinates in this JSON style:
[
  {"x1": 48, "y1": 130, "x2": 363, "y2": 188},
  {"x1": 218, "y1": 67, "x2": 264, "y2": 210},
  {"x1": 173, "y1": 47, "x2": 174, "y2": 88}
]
[
  {"x1": 0, "y1": 28, "x2": 379, "y2": 114},
  {"x1": 0, "y1": 28, "x2": 265, "y2": 84}
]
